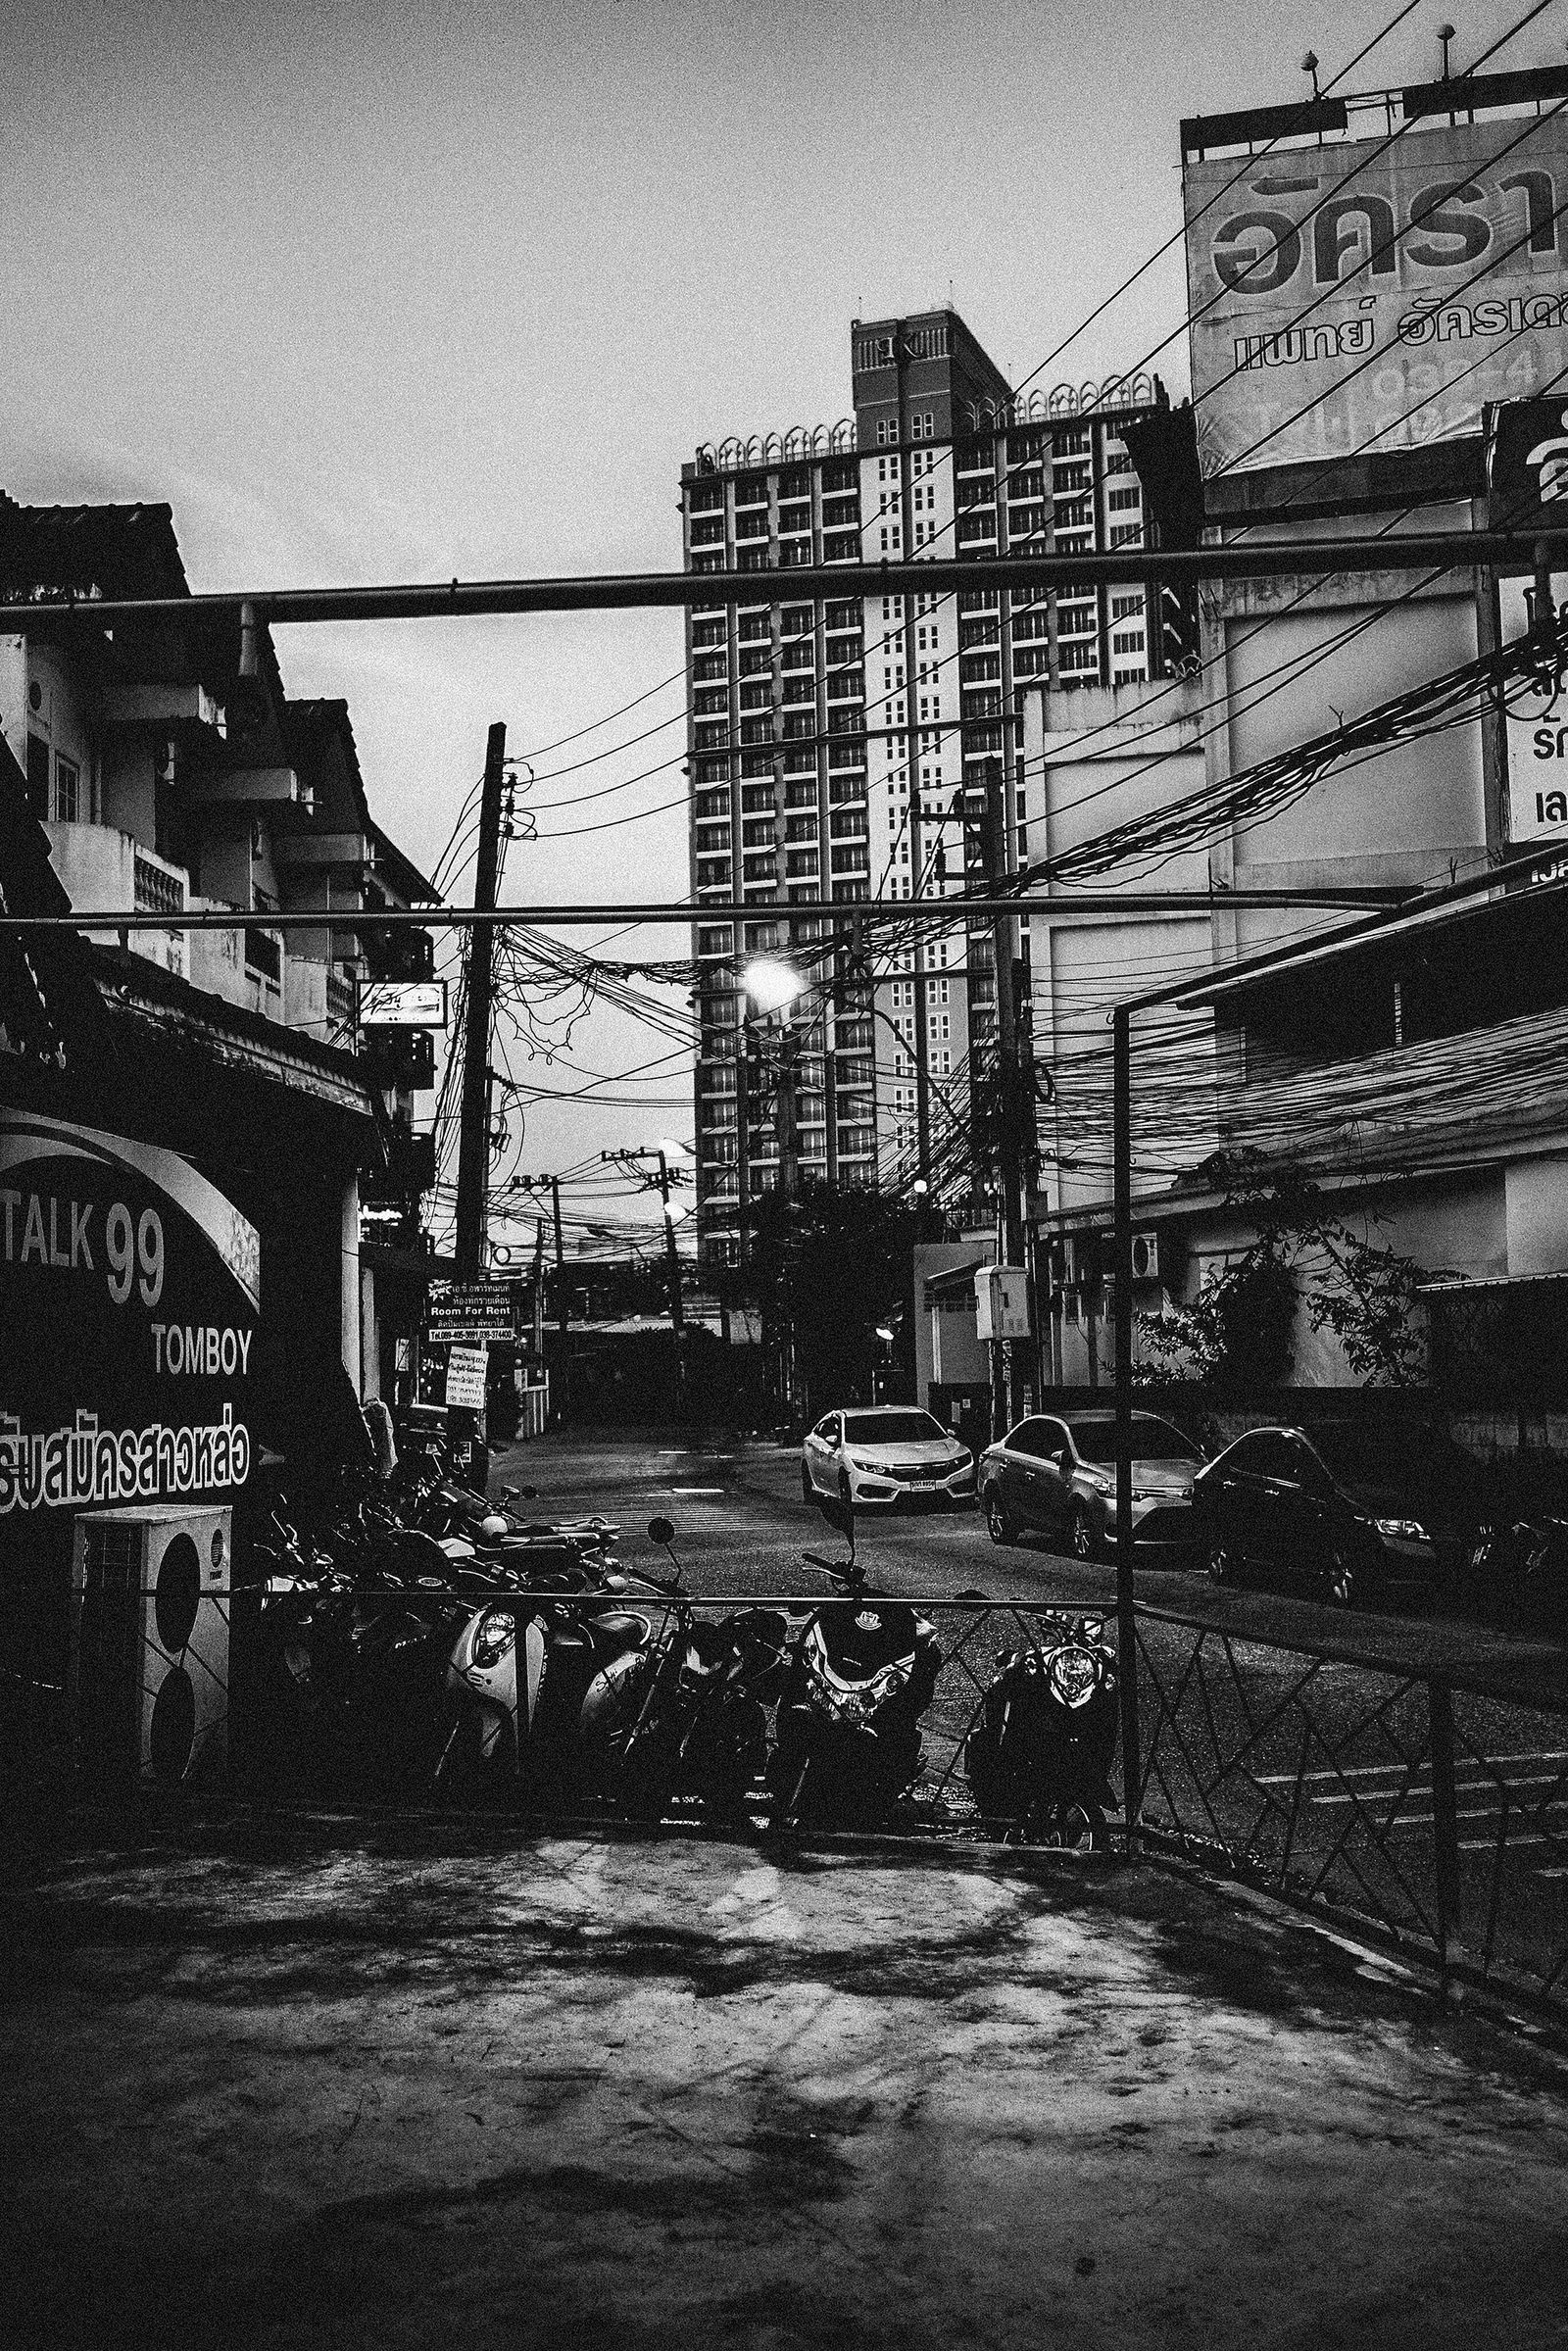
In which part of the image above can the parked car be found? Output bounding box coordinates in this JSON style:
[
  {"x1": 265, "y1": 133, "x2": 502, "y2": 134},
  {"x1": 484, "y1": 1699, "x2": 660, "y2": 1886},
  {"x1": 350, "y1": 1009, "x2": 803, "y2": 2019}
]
[
  {"x1": 1190, "y1": 1422, "x2": 1477, "y2": 1610},
  {"x1": 977, "y1": 1410, "x2": 1202, "y2": 1558},
  {"x1": 802, "y1": 1406, "x2": 975, "y2": 1510}
]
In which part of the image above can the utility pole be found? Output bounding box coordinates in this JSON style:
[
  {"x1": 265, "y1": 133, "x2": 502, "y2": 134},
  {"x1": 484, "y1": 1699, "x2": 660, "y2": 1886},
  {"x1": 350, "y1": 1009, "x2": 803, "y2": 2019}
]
[
  {"x1": 454, "y1": 720, "x2": 506, "y2": 1278},
  {"x1": 985, "y1": 759, "x2": 1027, "y2": 1424},
  {"x1": 551, "y1": 1175, "x2": 567, "y2": 1335},
  {"x1": 655, "y1": 1150, "x2": 685, "y2": 1336},
  {"x1": 735, "y1": 1023, "x2": 752, "y2": 1276},
  {"x1": 602, "y1": 1149, "x2": 686, "y2": 1338},
  {"x1": 893, "y1": 415, "x2": 932, "y2": 1190},
  {"x1": 776, "y1": 1019, "x2": 800, "y2": 1204},
  {"x1": 602, "y1": 1147, "x2": 687, "y2": 1414},
  {"x1": 451, "y1": 718, "x2": 505, "y2": 1491}
]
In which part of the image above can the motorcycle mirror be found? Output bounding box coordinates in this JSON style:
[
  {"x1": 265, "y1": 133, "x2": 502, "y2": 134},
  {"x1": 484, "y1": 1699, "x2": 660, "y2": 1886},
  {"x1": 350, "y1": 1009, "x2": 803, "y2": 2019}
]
[
  {"x1": 603, "y1": 1572, "x2": 627, "y2": 1593},
  {"x1": 647, "y1": 1517, "x2": 676, "y2": 1545}
]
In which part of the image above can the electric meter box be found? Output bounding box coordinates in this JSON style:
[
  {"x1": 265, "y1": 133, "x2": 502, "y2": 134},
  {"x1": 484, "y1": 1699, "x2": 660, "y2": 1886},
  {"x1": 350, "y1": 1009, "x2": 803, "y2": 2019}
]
[{"x1": 974, "y1": 1264, "x2": 1031, "y2": 1342}]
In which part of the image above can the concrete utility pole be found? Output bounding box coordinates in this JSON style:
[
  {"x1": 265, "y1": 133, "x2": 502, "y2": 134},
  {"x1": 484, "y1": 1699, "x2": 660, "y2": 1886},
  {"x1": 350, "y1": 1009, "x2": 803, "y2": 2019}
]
[
  {"x1": 551, "y1": 1175, "x2": 567, "y2": 1336},
  {"x1": 450, "y1": 719, "x2": 506, "y2": 1491},
  {"x1": 985, "y1": 759, "x2": 1028, "y2": 1427},
  {"x1": 655, "y1": 1150, "x2": 685, "y2": 1337},
  {"x1": 602, "y1": 1149, "x2": 685, "y2": 1337},
  {"x1": 984, "y1": 761, "x2": 1026, "y2": 1267},
  {"x1": 454, "y1": 720, "x2": 506, "y2": 1278}
]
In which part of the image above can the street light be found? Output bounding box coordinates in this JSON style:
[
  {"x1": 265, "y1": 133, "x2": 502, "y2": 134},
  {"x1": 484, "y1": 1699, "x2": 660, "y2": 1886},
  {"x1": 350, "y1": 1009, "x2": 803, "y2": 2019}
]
[{"x1": 742, "y1": 955, "x2": 807, "y2": 1015}]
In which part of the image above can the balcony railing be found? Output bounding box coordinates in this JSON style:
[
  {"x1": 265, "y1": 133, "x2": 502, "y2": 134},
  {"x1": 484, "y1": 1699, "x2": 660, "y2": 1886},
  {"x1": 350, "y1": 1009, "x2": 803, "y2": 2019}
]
[{"x1": 133, "y1": 849, "x2": 185, "y2": 917}]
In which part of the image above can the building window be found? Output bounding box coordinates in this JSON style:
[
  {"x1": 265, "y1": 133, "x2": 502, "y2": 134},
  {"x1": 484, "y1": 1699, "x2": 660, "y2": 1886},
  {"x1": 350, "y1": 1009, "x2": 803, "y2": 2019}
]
[
  {"x1": 54, "y1": 756, "x2": 81, "y2": 823},
  {"x1": 1107, "y1": 485, "x2": 1143, "y2": 512},
  {"x1": 1110, "y1": 593, "x2": 1143, "y2": 620},
  {"x1": 1108, "y1": 522, "x2": 1144, "y2": 548}
]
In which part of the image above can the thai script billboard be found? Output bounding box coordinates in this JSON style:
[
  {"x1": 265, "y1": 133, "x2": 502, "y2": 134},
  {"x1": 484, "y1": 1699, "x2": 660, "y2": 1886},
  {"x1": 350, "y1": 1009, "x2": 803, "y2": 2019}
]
[
  {"x1": 0, "y1": 1111, "x2": 260, "y2": 1519},
  {"x1": 1185, "y1": 116, "x2": 1568, "y2": 477}
]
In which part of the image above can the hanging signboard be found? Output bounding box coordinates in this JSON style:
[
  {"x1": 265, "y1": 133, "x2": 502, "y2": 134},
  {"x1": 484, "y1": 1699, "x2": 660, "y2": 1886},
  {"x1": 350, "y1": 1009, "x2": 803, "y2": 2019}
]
[
  {"x1": 444, "y1": 1345, "x2": 489, "y2": 1411},
  {"x1": 426, "y1": 1278, "x2": 520, "y2": 1345},
  {"x1": 0, "y1": 1111, "x2": 261, "y2": 1521},
  {"x1": 1498, "y1": 572, "x2": 1568, "y2": 843},
  {"x1": 359, "y1": 979, "x2": 448, "y2": 1029},
  {"x1": 1184, "y1": 114, "x2": 1568, "y2": 478}
]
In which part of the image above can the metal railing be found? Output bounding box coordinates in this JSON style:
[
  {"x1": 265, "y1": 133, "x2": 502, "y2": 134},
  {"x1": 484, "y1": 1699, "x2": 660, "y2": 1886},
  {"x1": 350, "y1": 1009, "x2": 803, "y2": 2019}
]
[
  {"x1": 1128, "y1": 1602, "x2": 1568, "y2": 2009},
  {"x1": 7, "y1": 1562, "x2": 1566, "y2": 2014}
]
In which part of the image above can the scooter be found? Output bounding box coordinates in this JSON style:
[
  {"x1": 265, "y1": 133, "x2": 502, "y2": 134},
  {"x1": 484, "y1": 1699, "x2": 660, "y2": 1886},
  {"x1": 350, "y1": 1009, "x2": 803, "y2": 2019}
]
[
  {"x1": 579, "y1": 1519, "x2": 791, "y2": 1823},
  {"x1": 963, "y1": 1610, "x2": 1119, "y2": 1847},
  {"x1": 765, "y1": 1518, "x2": 940, "y2": 1832},
  {"x1": 434, "y1": 1575, "x2": 653, "y2": 1804}
]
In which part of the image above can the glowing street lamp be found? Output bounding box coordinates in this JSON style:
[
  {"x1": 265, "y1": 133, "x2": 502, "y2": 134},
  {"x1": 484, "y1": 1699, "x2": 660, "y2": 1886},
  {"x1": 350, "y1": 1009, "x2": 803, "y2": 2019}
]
[{"x1": 742, "y1": 956, "x2": 807, "y2": 1017}]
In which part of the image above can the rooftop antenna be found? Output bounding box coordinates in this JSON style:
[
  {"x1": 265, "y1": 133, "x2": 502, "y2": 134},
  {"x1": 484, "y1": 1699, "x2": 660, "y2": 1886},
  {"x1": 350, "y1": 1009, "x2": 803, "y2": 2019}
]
[
  {"x1": 1301, "y1": 48, "x2": 1320, "y2": 100},
  {"x1": 1438, "y1": 22, "x2": 1456, "y2": 126}
]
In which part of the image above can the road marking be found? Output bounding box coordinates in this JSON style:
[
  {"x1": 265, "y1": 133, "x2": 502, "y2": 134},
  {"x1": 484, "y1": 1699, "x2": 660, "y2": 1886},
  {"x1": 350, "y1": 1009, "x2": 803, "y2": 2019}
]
[
  {"x1": 667, "y1": 1486, "x2": 725, "y2": 1494},
  {"x1": 1256, "y1": 1750, "x2": 1568, "y2": 1788}
]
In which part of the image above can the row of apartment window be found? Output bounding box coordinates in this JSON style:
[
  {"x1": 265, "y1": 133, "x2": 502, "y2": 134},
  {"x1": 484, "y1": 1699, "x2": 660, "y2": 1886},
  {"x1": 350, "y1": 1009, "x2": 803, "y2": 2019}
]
[{"x1": 686, "y1": 460, "x2": 858, "y2": 514}]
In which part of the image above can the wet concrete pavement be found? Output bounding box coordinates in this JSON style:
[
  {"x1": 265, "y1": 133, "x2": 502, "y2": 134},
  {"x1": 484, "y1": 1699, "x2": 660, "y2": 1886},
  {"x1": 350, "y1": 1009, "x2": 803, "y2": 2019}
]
[{"x1": 5, "y1": 1814, "x2": 1568, "y2": 2350}]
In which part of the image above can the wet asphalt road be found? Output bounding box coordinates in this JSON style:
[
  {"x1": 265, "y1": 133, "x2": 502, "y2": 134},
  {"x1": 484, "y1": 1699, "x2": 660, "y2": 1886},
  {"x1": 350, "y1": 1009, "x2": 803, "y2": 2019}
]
[
  {"x1": 496, "y1": 1428, "x2": 1568, "y2": 1995},
  {"x1": 495, "y1": 1425, "x2": 1568, "y2": 1697}
]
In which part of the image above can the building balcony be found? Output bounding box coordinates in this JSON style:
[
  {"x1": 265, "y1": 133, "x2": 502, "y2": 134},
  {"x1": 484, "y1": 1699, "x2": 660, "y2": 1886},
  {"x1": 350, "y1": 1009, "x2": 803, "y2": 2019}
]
[{"x1": 44, "y1": 821, "x2": 190, "y2": 979}]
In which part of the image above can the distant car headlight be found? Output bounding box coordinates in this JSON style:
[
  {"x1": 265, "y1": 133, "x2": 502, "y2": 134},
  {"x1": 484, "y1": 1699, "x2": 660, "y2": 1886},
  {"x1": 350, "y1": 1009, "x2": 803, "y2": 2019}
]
[
  {"x1": 950, "y1": 1450, "x2": 972, "y2": 1471},
  {"x1": 1374, "y1": 1516, "x2": 1429, "y2": 1543},
  {"x1": 850, "y1": 1455, "x2": 884, "y2": 1473}
]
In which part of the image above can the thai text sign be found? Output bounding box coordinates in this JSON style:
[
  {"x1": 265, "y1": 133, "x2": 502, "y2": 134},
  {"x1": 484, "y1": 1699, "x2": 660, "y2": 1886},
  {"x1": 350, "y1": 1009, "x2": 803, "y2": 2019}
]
[
  {"x1": 1185, "y1": 116, "x2": 1568, "y2": 477},
  {"x1": 0, "y1": 1111, "x2": 261, "y2": 1518},
  {"x1": 426, "y1": 1278, "x2": 519, "y2": 1344},
  {"x1": 444, "y1": 1345, "x2": 488, "y2": 1411},
  {"x1": 359, "y1": 979, "x2": 448, "y2": 1029},
  {"x1": 1498, "y1": 573, "x2": 1568, "y2": 842}
]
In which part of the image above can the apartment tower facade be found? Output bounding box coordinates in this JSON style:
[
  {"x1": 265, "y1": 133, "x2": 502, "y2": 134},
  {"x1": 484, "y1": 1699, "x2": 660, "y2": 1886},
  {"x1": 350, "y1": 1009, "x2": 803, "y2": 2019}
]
[{"x1": 681, "y1": 307, "x2": 1185, "y2": 1268}]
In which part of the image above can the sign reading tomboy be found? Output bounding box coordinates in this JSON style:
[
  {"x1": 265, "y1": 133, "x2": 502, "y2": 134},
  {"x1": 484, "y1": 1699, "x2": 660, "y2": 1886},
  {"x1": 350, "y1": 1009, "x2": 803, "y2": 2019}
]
[{"x1": 0, "y1": 1111, "x2": 261, "y2": 1519}]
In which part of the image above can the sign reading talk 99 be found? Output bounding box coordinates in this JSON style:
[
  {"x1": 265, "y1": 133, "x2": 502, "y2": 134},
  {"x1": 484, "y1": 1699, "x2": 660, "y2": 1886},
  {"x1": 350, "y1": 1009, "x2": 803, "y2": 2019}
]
[{"x1": 0, "y1": 1110, "x2": 261, "y2": 1519}]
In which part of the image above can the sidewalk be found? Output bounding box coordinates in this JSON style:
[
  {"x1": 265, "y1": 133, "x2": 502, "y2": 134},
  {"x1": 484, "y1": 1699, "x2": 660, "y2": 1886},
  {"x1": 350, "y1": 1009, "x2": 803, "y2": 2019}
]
[{"x1": 4, "y1": 1818, "x2": 1568, "y2": 2348}]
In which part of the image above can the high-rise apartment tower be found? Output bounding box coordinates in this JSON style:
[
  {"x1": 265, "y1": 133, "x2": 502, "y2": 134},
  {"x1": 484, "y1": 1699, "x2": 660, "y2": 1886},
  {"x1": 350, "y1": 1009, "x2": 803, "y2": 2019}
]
[{"x1": 680, "y1": 307, "x2": 1188, "y2": 1268}]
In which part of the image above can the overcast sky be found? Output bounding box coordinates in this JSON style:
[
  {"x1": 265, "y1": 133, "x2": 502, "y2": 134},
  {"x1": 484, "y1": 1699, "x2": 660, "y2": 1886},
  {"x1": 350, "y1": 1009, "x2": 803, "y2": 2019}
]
[{"x1": 4, "y1": 0, "x2": 1544, "y2": 1237}]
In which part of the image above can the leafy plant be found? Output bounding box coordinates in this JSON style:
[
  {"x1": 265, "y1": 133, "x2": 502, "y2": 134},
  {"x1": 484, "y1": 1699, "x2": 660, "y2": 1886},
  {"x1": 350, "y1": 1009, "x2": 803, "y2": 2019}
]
[{"x1": 1135, "y1": 1155, "x2": 1428, "y2": 1393}]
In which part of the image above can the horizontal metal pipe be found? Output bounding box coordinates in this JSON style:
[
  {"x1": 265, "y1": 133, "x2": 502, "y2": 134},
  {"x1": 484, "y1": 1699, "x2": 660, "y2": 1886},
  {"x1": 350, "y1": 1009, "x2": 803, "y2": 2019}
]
[
  {"x1": 0, "y1": 884, "x2": 1414, "y2": 932},
  {"x1": 0, "y1": 528, "x2": 1553, "y2": 633}
]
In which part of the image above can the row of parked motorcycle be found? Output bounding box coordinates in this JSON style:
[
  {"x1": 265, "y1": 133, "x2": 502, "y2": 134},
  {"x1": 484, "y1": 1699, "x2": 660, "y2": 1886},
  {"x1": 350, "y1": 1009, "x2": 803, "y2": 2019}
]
[{"x1": 249, "y1": 1441, "x2": 1121, "y2": 1843}]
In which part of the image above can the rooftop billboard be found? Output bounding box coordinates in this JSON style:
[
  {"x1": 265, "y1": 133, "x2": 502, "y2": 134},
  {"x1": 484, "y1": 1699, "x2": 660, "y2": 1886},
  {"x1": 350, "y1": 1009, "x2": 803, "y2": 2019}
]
[{"x1": 1184, "y1": 114, "x2": 1568, "y2": 478}]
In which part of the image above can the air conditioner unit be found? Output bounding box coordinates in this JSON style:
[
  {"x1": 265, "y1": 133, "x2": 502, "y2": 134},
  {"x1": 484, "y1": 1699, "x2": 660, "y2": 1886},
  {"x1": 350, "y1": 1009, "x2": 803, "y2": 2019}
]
[
  {"x1": 1130, "y1": 1230, "x2": 1160, "y2": 1284},
  {"x1": 71, "y1": 1506, "x2": 232, "y2": 1788}
]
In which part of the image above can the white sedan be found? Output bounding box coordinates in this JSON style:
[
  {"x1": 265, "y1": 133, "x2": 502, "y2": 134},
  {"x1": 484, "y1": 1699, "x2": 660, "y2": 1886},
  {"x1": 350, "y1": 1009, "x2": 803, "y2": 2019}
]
[{"x1": 802, "y1": 1405, "x2": 976, "y2": 1510}]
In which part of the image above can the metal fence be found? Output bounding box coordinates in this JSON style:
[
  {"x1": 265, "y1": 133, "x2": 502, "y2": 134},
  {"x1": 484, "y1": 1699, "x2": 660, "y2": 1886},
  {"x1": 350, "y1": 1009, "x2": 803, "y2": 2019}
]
[
  {"x1": 1128, "y1": 1604, "x2": 1568, "y2": 2009},
  {"x1": 7, "y1": 1573, "x2": 1568, "y2": 2014}
]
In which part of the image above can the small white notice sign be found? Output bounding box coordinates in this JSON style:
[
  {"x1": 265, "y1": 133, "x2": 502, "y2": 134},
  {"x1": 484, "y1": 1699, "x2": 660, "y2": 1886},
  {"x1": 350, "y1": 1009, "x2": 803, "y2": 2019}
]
[{"x1": 444, "y1": 1344, "x2": 489, "y2": 1410}]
